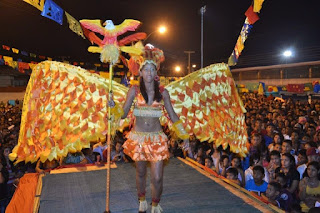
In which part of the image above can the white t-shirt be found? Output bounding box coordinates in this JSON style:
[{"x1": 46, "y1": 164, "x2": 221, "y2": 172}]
[{"x1": 245, "y1": 167, "x2": 269, "y2": 183}]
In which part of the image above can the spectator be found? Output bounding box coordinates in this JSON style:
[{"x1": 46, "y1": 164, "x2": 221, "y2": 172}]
[
  {"x1": 231, "y1": 155, "x2": 245, "y2": 186},
  {"x1": 226, "y1": 167, "x2": 241, "y2": 186},
  {"x1": 297, "y1": 149, "x2": 308, "y2": 179},
  {"x1": 266, "y1": 181, "x2": 293, "y2": 211},
  {"x1": 245, "y1": 165, "x2": 268, "y2": 196},
  {"x1": 267, "y1": 150, "x2": 281, "y2": 182},
  {"x1": 218, "y1": 155, "x2": 229, "y2": 177},
  {"x1": 299, "y1": 161, "x2": 320, "y2": 212},
  {"x1": 245, "y1": 152, "x2": 269, "y2": 183},
  {"x1": 204, "y1": 157, "x2": 214, "y2": 170},
  {"x1": 275, "y1": 153, "x2": 300, "y2": 194}
]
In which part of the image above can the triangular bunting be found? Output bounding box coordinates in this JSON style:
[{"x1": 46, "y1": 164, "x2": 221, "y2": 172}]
[
  {"x1": 65, "y1": 12, "x2": 85, "y2": 39},
  {"x1": 23, "y1": 0, "x2": 45, "y2": 11},
  {"x1": 12, "y1": 48, "x2": 19, "y2": 54},
  {"x1": 245, "y1": 5, "x2": 259, "y2": 25},
  {"x1": 41, "y1": 0, "x2": 64, "y2": 25}
]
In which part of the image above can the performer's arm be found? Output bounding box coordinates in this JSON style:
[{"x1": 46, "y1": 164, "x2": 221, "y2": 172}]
[
  {"x1": 162, "y1": 89, "x2": 179, "y2": 122},
  {"x1": 163, "y1": 89, "x2": 191, "y2": 155},
  {"x1": 121, "y1": 86, "x2": 136, "y2": 119}
]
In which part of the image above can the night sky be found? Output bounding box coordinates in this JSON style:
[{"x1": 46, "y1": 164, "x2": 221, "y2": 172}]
[{"x1": 1, "y1": 0, "x2": 320, "y2": 76}]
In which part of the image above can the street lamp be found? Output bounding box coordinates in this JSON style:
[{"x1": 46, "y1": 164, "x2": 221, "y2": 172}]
[
  {"x1": 175, "y1": 66, "x2": 181, "y2": 72},
  {"x1": 283, "y1": 50, "x2": 293, "y2": 57},
  {"x1": 192, "y1": 64, "x2": 197, "y2": 68},
  {"x1": 145, "y1": 25, "x2": 167, "y2": 41},
  {"x1": 158, "y1": 26, "x2": 166, "y2": 34}
]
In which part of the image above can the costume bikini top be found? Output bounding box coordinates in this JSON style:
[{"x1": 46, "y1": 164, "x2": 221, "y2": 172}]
[{"x1": 133, "y1": 86, "x2": 164, "y2": 118}]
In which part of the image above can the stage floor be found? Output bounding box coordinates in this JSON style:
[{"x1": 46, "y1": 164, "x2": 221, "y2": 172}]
[{"x1": 39, "y1": 159, "x2": 266, "y2": 213}]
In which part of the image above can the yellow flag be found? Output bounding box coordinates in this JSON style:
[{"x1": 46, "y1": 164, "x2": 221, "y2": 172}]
[
  {"x1": 253, "y1": 0, "x2": 264, "y2": 13},
  {"x1": 94, "y1": 63, "x2": 101, "y2": 67},
  {"x1": 65, "y1": 12, "x2": 85, "y2": 39},
  {"x1": 12, "y1": 48, "x2": 19, "y2": 54},
  {"x1": 3, "y1": 56, "x2": 13, "y2": 67},
  {"x1": 99, "y1": 72, "x2": 109, "y2": 79},
  {"x1": 47, "y1": 57, "x2": 53, "y2": 61},
  {"x1": 12, "y1": 61, "x2": 18, "y2": 69},
  {"x1": 29, "y1": 63, "x2": 37, "y2": 70},
  {"x1": 23, "y1": 0, "x2": 45, "y2": 11}
]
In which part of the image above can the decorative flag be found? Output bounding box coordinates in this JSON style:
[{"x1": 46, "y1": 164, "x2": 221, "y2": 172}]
[
  {"x1": 12, "y1": 61, "x2": 19, "y2": 70},
  {"x1": 253, "y1": 0, "x2": 264, "y2": 13},
  {"x1": 3, "y1": 56, "x2": 13, "y2": 67},
  {"x1": 38, "y1": 55, "x2": 46, "y2": 60},
  {"x1": 2, "y1": 45, "x2": 10, "y2": 51},
  {"x1": 63, "y1": 61, "x2": 70, "y2": 64},
  {"x1": 12, "y1": 48, "x2": 19, "y2": 54},
  {"x1": 80, "y1": 62, "x2": 84, "y2": 65},
  {"x1": 73, "y1": 62, "x2": 78, "y2": 65},
  {"x1": 0, "y1": 58, "x2": 4, "y2": 66},
  {"x1": 245, "y1": 5, "x2": 259, "y2": 25},
  {"x1": 65, "y1": 12, "x2": 85, "y2": 39},
  {"x1": 41, "y1": 0, "x2": 64, "y2": 25},
  {"x1": 47, "y1": 57, "x2": 53, "y2": 61},
  {"x1": 18, "y1": 62, "x2": 30, "y2": 73},
  {"x1": 30, "y1": 53, "x2": 37, "y2": 58},
  {"x1": 94, "y1": 63, "x2": 101, "y2": 67},
  {"x1": 29, "y1": 63, "x2": 37, "y2": 70},
  {"x1": 21, "y1": 51, "x2": 29, "y2": 56},
  {"x1": 23, "y1": 0, "x2": 45, "y2": 11},
  {"x1": 228, "y1": 50, "x2": 237, "y2": 66}
]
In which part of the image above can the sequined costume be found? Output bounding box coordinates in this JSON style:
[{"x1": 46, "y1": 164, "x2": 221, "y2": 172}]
[{"x1": 123, "y1": 86, "x2": 169, "y2": 161}]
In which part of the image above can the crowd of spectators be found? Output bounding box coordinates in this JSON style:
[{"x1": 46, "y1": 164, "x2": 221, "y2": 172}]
[{"x1": 1, "y1": 93, "x2": 320, "y2": 212}]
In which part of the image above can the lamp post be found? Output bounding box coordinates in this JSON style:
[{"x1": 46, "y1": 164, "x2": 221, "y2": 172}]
[
  {"x1": 184, "y1": 50, "x2": 195, "y2": 74},
  {"x1": 200, "y1": 5, "x2": 206, "y2": 69}
]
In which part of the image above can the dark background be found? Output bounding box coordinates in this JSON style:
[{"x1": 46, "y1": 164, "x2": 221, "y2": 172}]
[{"x1": 1, "y1": 0, "x2": 319, "y2": 76}]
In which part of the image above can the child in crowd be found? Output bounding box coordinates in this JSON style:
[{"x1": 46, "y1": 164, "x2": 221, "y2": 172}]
[
  {"x1": 111, "y1": 141, "x2": 126, "y2": 162},
  {"x1": 266, "y1": 181, "x2": 293, "y2": 211},
  {"x1": 226, "y1": 167, "x2": 241, "y2": 186},
  {"x1": 218, "y1": 155, "x2": 229, "y2": 177},
  {"x1": 267, "y1": 150, "x2": 281, "y2": 182},
  {"x1": 245, "y1": 152, "x2": 269, "y2": 183},
  {"x1": 204, "y1": 157, "x2": 215, "y2": 170},
  {"x1": 231, "y1": 155, "x2": 245, "y2": 186},
  {"x1": 245, "y1": 165, "x2": 268, "y2": 196}
]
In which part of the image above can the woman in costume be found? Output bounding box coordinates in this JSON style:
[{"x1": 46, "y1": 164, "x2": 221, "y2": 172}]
[{"x1": 121, "y1": 44, "x2": 189, "y2": 213}]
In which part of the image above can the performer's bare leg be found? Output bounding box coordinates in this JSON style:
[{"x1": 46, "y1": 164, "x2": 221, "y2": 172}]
[
  {"x1": 136, "y1": 161, "x2": 148, "y2": 212},
  {"x1": 150, "y1": 160, "x2": 164, "y2": 205},
  {"x1": 136, "y1": 161, "x2": 148, "y2": 197}
]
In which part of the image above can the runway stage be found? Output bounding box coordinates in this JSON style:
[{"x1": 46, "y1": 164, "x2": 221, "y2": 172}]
[{"x1": 38, "y1": 158, "x2": 275, "y2": 213}]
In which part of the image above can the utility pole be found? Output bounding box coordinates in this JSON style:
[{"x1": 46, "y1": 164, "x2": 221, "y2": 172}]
[
  {"x1": 184, "y1": 51, "x2": 195, "y2": 74},
  {"x1": 200, "y1": 5, "x2": 206, "y2": 69}
]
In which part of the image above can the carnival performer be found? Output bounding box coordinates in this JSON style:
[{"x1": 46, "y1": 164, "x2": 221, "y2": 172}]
[{"x1": 121, "y1": 44, "x2": 190, "y2": 213}]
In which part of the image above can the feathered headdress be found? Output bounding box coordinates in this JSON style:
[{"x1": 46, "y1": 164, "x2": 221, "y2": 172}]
[{"x1": 127, "y1": 43, "x2": 165, "y2": 76}]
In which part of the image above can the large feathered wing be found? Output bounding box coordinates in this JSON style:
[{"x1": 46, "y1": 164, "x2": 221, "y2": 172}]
[
  {"x1": 164, "y1": 63, "x2": 249, "y2": 156},
  {"x1": 114, "y1": 19, "x2": 141, "y2": 36},
  {"x1": 80, "y1": 19, "x2": 105, "y2": 36},
  {"x1": 9, "y1": 61, "x2": 128, "y2": 164}
]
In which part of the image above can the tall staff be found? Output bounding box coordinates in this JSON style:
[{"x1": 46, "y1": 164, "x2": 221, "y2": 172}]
[{"x1": 79, "y1": 18, "x2": 144, "y2": 212}]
